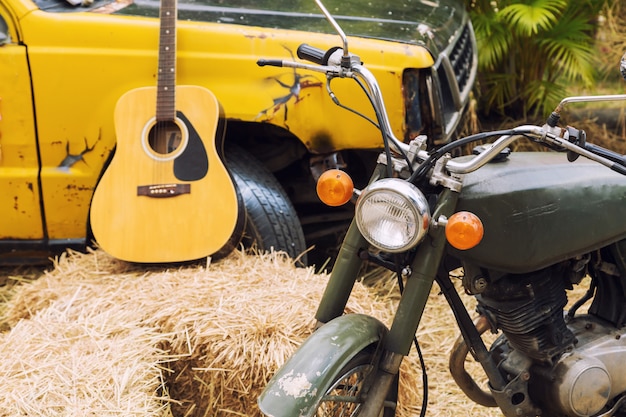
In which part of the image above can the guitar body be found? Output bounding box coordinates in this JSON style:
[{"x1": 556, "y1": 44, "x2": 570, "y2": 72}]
[{"x1": 90, "y1": 85, "x2": 239, "y2": 263}]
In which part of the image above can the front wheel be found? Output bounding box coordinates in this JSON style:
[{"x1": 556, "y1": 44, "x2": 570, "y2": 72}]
[{"x1": 316, "y1": 347, "x2": 397, "y2": 417}]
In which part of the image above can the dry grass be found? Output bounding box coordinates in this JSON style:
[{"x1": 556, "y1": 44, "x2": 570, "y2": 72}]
[
  {"x1": 0, "y1": 248, "x2": 591, "y2": 417},
  {"x1": 596, "y1": 2, "x2": 626, "y2": 83}
]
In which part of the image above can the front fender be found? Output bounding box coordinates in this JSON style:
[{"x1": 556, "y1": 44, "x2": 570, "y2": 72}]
[{"x1": 258, "y1": 314, "x2": 388, "y2": 417}]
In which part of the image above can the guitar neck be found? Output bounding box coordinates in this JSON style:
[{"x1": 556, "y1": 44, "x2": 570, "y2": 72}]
[{"x1": 156, "y1": 0, "x2": 177, "y2": 122}]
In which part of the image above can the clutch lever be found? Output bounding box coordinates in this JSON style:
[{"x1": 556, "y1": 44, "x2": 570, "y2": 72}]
[
  {"x1": 256, "y1": 59, "x2": 285, "y2": 68},
  {"x1": 544, "y1": 130, "x2": 626, "y2": 175}
]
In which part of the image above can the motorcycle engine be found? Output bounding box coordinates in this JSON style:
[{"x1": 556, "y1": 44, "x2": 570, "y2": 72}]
[
  {"x1": 476, "y1": 266, "x2": 576, "y2": 364},
  {"x1": 473, "y1": 246, "x2": 626, "y2": 417}
]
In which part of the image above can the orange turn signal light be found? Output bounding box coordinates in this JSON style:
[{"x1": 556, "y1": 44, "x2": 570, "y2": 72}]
[
  {"x1": 316, "y1": 169, "x2": 354, "y2": 207},
  {"x1": 445, "y1": 211, "x2": 484, "y2": 250}
]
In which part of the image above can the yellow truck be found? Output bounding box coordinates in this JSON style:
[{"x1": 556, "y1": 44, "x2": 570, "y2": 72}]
[{"x1": 0, "y1": 0, "x2": 476, "y2": 265}]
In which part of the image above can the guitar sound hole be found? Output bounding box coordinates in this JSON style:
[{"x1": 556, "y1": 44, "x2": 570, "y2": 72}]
[{"x1": 148, "y1": 120, "x2": 182, "y2": 155}]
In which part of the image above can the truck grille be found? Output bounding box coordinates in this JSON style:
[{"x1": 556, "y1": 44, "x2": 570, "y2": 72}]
[
  {"x1": 449, "y1": 23, "x2": 474, "y2": 96},
  {"x1": 403, "y1": 20, "x2": 477, "y2": 145}
]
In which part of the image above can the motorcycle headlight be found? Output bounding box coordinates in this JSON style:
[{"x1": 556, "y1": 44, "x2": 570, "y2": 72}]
[{"x1": 355, "y1": 178, "x2": 431, "y2": 253}]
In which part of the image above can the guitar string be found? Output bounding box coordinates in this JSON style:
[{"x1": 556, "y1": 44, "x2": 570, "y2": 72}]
[{"x1": 155, "y1": 0, "x2": 176, "y2": 188}]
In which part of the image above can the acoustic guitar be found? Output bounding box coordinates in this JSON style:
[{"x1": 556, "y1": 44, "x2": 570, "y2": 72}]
[{"x1": 90, "y1": 0, "x2": 238, "y2": 263}]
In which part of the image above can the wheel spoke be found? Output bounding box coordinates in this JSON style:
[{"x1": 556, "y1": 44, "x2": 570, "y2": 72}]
[
  {"x1": 316, "y1": 364, "x2": 370, "y2": 417},
  {"x1": 313, "y1": 349, "x2": 397, "y2": 417}
]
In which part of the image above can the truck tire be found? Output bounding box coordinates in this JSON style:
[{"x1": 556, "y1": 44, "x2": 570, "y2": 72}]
[{"x1": 225, "y1": 145, "x2": 308, "y2": 265}]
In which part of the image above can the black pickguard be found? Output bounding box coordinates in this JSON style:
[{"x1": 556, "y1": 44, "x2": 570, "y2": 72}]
[{"x1": 173, "y1": 111, "x2": 209, "y2": 181}]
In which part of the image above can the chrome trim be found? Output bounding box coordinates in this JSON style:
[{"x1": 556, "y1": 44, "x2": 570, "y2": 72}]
[{"x1": 432, "y1": 20, "x2": 478, "y2": 142}]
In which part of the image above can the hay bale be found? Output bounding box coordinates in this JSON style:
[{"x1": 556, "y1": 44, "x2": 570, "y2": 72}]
[
  {"x1": 0, "y1": 259, "x2": 174, "y2": 416},
  {"x1": 0, "y1": 248, "x2": 506, "y2": 417}
]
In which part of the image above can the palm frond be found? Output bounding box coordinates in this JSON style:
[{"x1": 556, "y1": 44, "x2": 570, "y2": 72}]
[
  {"x1": 479, "y1": 72, "x2": 519, "y2": 115},
  {"x1": 471, "y1": 12, "x2": 513, "y2": 70},
  {"x1": 540, "y1": 13, "x2": 597, "y2": 85},
  {"x1": 499, "y1": 0, "x2": 567, "y2": 36},
  {"x1": 522, "y1": 79, "x2": 568, "y2": 118},
  {"x1": 464, "y1": 0, "x2": 609, "y2": 118}
]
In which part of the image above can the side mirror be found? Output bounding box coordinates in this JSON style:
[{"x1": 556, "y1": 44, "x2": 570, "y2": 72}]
[
  {"x1": 314, "y1": 0, "x2": 351, "y2": 69},
  {"x1": 621, "y1": 52, "x2": 626, "y2": 81}
]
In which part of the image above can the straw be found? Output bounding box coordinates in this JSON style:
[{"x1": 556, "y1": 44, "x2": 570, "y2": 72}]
[{"x1": 0, "y1": 248, "x2": 590, "y2": 416}]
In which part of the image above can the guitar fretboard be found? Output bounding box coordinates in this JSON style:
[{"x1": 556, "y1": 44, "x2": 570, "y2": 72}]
[{"x1": 156, "y1": 0, "x2": 177, "y2": 122}]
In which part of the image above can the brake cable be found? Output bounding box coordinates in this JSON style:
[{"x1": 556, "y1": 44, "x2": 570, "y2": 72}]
[
  {"x1": 325, "y1": 77, "x2": 414, "y2": 177},
  {"x1": 408, "y1": 129, "x2": 529, "y2": 183}
]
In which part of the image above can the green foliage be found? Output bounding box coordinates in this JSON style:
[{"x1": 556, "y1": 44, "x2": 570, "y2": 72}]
[{"x1": 465, "y1": 0, "x2": 607, "y2": 119}]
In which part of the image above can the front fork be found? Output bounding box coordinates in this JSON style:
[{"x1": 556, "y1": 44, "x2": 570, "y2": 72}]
[{"x1": 315, "y1": 186, "x2": 460, "y2": 416}]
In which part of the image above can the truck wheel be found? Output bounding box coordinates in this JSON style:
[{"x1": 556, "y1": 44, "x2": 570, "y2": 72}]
[{"x1": 225, "y1": 145, "x2": 308, "y2": 265}]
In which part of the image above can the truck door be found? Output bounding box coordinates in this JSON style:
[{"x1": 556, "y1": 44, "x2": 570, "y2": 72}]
[{"x1": 0, "y1": 9, "x2": 44, "y2": 241}]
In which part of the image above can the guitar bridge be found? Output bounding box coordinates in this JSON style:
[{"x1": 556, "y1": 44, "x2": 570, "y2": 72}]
[{"x1": 137, "y1": 183, "x2": 190, "y2": 198}]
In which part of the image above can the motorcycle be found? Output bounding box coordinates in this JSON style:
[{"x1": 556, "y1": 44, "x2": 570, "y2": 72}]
[{"x1": 256, "y1": 1, "x2": 626, "y2": 416}]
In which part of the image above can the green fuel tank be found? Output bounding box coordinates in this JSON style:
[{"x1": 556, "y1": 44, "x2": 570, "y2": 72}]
[{"x1": 449, "y1": 152, "x2": 626, "y2": 274}]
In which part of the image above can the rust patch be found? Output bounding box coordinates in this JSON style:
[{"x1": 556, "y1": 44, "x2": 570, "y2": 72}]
[
  {"x1": 65, "y1": 183, "x2": 92, "y2": 192},
  {"x1": 243, "y1": 32, "x2": 268, "y2": 40},
  {"x1": 255, "y1": 46, "x2": 323, "y2": 128}
]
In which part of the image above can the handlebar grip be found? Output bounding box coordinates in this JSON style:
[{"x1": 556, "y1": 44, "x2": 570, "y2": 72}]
[
  {"x1": 297, "y1": 44, "x2": 342, "y2": 66},
  {"x1": 257, "y1": 59, "x2": 284, "y2": 67},
  {"x1": 585, "y1": 143, "x2": 626, "y2": 165},
  {"x1": 297, "y1": 44, "x2": 327, "y2": 65}
]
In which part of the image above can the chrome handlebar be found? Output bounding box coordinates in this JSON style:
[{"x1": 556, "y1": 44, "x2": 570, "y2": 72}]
[
  {"x1": 259, "y1": 47, "x2": 626, "y2": 177},
  {"x1": 445, "y1": 125, "x2": 626, "y2": 175},
  {"x1": 258, "y1": 52, "x2": 410, "y2": 157}
]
